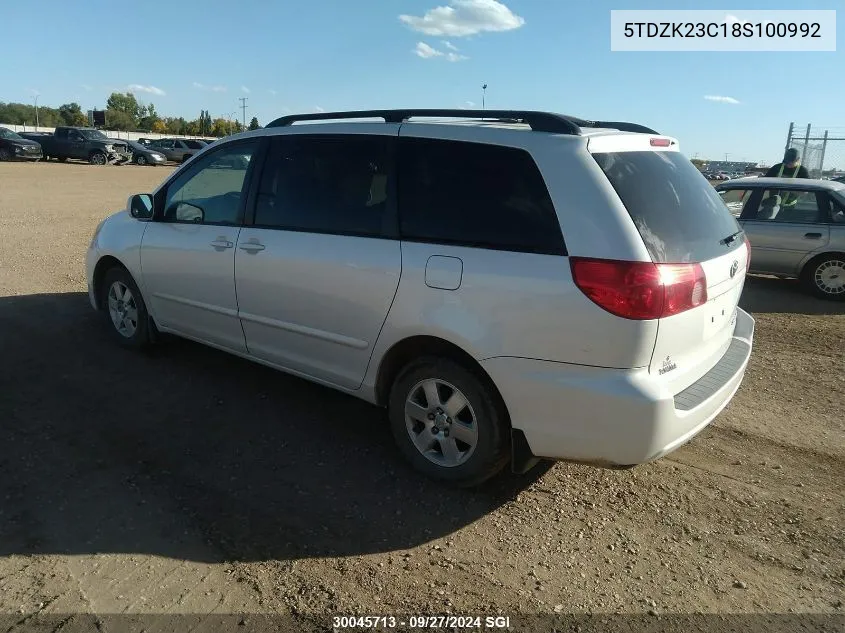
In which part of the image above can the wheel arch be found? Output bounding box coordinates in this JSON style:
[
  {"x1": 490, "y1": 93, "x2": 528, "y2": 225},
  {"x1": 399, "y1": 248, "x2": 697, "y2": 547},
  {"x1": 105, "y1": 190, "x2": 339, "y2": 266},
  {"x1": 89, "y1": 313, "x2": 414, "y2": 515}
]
[
  {"x1": 91, "y1": 255, "x2": 130, "y2": 310},
  {"x1": 799, "y1": 249, "x2": 845, "y2": 279},
  {"x1": 374, "y1": 335, "x2": 509, "y2": 418}
]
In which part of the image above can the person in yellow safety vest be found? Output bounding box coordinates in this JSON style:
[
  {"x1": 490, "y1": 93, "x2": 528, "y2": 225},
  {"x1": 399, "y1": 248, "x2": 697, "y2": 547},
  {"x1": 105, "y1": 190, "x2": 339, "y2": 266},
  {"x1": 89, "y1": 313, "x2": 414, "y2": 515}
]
[{"x1": 764, "y1": 147, "x2": 810, "y2": 209}]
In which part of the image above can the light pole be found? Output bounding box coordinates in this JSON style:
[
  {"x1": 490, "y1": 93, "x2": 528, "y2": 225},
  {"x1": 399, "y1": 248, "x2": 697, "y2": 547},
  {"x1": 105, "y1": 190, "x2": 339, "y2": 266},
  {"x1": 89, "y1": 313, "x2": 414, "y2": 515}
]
[
  {"x1": 34, "y1": 94, "x2": 40, "y2": 128},
  {"x1": 481, "y1": 84, "x2": 487, "y2": 111}
]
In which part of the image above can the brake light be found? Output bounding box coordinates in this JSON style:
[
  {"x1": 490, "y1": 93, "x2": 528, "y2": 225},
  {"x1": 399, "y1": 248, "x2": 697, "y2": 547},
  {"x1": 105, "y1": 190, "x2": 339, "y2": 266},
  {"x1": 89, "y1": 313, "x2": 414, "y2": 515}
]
[
  {"x1": 743, "y1": 235, "x2": 751, "y2": 270},
  {"x1": 570, "y1": 258, "x2": 708, "y2": 320},
  {"x1": 650, "y1": 138, "x2": 671, "y2": 147}
]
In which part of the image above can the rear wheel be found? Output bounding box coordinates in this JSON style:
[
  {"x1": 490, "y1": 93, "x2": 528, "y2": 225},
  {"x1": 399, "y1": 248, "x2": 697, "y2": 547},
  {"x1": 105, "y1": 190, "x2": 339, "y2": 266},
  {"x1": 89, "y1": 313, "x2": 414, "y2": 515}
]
[
  {"x1": 57, "y1": 156, "x2": 68, "y2": 163},
  {"x1": 0, "y1": 148, "x2": 11, "y2": 161},
  {"x1": 99, "y1": 267, "x2": 154, "y2": 349},
  {"x1": 388, "y1": 357, "x2": 509, "y2": 487},
  {"x1": 803, "y1": 255, "x2": 845, "y2": 301},
  {"x1": 89, "y1": 150, "x2": 106, "y2": 165},
  {"x1": 181, "y1": 154, "x2": 190, "y2": 163}
]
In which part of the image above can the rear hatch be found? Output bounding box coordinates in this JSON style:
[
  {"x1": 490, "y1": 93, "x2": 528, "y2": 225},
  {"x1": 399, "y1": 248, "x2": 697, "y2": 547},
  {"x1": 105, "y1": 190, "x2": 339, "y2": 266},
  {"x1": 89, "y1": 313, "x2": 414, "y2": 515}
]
[{"x1": 589, "y1": 136, "x2": 748, "y2": 393}]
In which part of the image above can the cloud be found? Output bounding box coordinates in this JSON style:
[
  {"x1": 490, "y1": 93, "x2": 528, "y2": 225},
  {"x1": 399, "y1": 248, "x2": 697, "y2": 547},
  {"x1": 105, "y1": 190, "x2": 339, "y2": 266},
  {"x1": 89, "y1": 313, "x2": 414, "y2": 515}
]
[
  {"x1": 241, "y1": 85, "x2": 251, "y2": 94},
  {"x1": 269, "y1": 89, "x2": 278, "y2": 96},
  {"x1": 193, "y1": 82, "x2": 227, "y2": 92},
  {"x1": 314, "y1": 106, "x2": 325, "y2": 113},
  {"x1": 128, "y1": 84, "x2": 166, "y2": 96},
  {"x1": 400, "y1": 0, "x2": 524, "y2": 37},
  {"x1": 414, "y1": 41, "x2": 469, "y2": 61},
  {"x1": 443, "y1": 40, "x2": 459, "y2": 50},
  {"x1": 459, "y1": 101, "x2": 476, "y2": 109},
  {"x1": 415, "y1": 41, "x2": 443, "y2": 58},
  {"x1": 81, "y1": 84, "x2": 92, "y2": 91},
  {"x1": 465, "y1": 101, "x2": 475, "y2": 107},
  {"x1": 704, "y1": 95, "x2": 741, "y2": 105}
]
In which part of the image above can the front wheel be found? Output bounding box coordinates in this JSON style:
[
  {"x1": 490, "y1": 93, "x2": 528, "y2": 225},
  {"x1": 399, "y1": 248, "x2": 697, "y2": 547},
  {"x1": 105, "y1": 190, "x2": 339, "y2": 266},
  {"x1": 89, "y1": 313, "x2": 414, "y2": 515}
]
[
  {"x1": 89, "y1": 151, "x2": 106, "y2": 165},
  {"x1": 135, "y1": 154, "x2": 148, "y2": 166},
  {"x1": 803, "y1": 255, "x2": 845, "y2": 301},
  {"x1": 388, "y1": 357, "x2": 510, "y2": 487},
  {"x1": 100, "y1": 267, "x2": 153, "y2": 349}
]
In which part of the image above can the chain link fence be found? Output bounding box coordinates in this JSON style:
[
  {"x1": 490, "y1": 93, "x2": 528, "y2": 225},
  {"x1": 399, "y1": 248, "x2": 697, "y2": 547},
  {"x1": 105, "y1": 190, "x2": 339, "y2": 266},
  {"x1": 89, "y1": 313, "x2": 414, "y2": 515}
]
[{"x1": 785, "y1": 124, "x2": 845, "y2": 179}]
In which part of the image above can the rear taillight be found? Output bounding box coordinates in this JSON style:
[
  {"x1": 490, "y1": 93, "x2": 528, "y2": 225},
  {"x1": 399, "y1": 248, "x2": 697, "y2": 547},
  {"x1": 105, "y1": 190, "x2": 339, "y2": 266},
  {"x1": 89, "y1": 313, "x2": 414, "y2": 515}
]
[
  {"x1": 743, "y1": 236, "x2": 751, "y2": 270},
  {"x1": 570, "y1": 258, "x2": 708, "y2": 320}
]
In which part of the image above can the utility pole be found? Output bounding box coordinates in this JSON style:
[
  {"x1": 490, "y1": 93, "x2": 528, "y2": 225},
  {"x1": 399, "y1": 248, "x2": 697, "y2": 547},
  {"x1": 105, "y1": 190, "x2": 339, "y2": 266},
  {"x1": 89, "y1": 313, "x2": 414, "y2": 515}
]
[
  {"x1": 239, "y1": 97, "x2": 248, "y2": 132},
  {"x1": 784, "y1": 121, "x2": 794, "y2": 153},
  {"x1": 481, "y1": 84, "x2": 487, "y2": 111},
  {"x1": 34, "y1": 94, "x2": 39, "y2": 128}
]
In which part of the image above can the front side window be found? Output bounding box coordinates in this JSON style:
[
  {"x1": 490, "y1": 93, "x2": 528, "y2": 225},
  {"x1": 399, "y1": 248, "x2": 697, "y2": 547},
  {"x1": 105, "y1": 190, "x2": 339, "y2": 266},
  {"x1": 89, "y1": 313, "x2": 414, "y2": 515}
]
[
  {"x1": 161, "y1": 141, "x2": 258, "y2": 225},
  {"x1": 747, "y1": 189, "x2": 824, "y2": 223},
  {"x1": 398, "y1": 138, "x2": 565, "y2": 255},
  {"x1": 253, "y1": 135, "x2": 391, "y2": 237}
]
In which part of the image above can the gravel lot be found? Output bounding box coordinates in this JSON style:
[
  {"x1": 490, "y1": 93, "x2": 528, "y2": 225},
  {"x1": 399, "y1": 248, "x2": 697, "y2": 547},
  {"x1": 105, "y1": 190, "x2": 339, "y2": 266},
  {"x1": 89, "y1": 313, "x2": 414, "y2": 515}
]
[{"x1": 0, "y1": 162, "x2": 843, "y2": 631}]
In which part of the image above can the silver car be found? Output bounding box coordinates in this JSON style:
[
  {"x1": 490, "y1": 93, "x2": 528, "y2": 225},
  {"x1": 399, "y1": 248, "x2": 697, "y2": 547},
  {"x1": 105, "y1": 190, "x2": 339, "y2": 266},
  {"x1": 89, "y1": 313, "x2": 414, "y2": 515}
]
[
  {"x1": 86, "y1": 109, "x2": 755, "y2": 486},
  {"x1": 716, "y1": 177, "x2": 845, "y2": 300},
  {"x1": 148, "y1": 138, "x2": 207, "y2": 163}
]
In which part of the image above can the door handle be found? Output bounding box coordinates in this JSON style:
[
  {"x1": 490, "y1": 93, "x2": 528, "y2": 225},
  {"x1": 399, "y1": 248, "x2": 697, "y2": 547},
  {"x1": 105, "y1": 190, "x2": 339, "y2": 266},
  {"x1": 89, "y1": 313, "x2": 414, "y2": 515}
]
[
  {"x1": 239, "y1": 242, "x2": 265, "y2": 253},
  {"x1": 210, "y1": 239, "x2": 233, "y2": 249},
  {"x1": 804, "y1": 232, "x2": 822, "y2": 239}
]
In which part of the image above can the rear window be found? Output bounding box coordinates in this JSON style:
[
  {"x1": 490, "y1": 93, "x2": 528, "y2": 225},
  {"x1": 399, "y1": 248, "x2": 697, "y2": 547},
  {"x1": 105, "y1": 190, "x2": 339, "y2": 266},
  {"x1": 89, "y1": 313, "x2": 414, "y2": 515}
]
[{"x1": 593, "y1": 151, "x2": 741, "y2": 263}]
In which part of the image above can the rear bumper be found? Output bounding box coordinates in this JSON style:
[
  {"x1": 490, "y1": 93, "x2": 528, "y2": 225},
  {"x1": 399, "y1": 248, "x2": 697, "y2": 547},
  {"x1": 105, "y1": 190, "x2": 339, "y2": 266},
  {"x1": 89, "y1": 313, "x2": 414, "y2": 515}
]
[{"x1": 482, "y1": 308, "x2": 755, "y2": 467}]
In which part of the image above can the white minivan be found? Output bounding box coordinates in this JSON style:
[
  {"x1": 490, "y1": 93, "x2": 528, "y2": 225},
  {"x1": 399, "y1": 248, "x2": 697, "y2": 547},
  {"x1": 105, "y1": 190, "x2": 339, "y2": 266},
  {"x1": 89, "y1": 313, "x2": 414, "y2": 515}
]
[{"x1": 86, "y1": 109, "x2": 754, "y2": 486}]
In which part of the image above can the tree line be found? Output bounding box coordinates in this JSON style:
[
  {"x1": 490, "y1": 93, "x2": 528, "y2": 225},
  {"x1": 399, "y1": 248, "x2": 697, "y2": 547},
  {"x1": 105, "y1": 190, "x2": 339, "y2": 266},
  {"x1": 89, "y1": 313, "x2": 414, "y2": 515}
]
[{"x1": 0, "y1": 92, "x2": 261, "y2": 137}]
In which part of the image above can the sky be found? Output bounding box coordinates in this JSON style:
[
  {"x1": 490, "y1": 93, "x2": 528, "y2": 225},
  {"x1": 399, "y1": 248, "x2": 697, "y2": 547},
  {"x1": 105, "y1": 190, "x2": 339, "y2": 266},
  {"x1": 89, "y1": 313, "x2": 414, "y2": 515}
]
[{"x1": 1, "y1": 0, "x2": 841, "y2": 164}]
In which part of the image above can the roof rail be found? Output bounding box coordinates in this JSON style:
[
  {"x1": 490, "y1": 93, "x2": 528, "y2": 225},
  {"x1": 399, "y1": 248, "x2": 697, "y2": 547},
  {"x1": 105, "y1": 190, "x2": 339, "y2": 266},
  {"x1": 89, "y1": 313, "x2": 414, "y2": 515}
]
[
  {"x1": 265, "y1": 109, "x2": 659, "y2": 136},
  {"x1": 266, "y1": 109, "x2": 582, "y2": 134}
]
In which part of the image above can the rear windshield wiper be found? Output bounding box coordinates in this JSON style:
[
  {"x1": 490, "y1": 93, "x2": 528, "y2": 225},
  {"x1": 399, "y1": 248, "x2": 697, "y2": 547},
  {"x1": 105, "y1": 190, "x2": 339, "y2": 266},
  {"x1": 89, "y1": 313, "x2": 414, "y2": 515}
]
[{"x1": 720, "y1": 230, "x2": 743, "y2": 246}]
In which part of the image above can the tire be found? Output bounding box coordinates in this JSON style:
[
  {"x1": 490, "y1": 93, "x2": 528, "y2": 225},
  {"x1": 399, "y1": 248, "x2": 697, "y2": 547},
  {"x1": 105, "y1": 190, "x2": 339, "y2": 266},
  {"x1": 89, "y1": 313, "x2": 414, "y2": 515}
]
[
  {"x1": 89, "y1": 150, "x2": 106, "y2": 165},
  {"x1": 181, "y1": 154, "x2": 190, "y2": 163},
  {"x1": 387, "y1": 357, "x2": 510, "y2": 487},
  {"x1": 43, "y1": 154, "x2": 50, "y2": 161},
  {"x1": 135, "y1": 154, "x2": 148, "y2": 166},
  {"x1": 99, "y1": 267, "x2": 154, "y2": 349},
  {"x1": 57, "y1": 157, "x2": 68, "y2": 163},
  {"x1": 0, "y1": 148, "x2": 11, "y2": 161},
  {"x1": 802, "y1": 255, "x2": 845, "y2": 301}
]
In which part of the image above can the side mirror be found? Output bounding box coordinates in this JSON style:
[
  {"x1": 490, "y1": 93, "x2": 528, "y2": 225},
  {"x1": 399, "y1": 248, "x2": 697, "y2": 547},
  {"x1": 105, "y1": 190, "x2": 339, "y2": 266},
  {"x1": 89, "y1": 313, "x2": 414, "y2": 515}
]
[
  {"x1": 166, "y1": 201, "x2": 205, "y2": 223},
  {"x1": 128, "y1": 193, "x2": 154, "y2": 220}
]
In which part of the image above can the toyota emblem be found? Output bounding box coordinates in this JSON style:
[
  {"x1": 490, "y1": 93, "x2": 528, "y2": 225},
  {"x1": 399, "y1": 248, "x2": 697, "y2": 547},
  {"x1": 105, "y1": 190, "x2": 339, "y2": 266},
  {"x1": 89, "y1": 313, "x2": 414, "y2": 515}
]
[{"x1": 729, "y1": 260, "x2": 739, "y2": 279}]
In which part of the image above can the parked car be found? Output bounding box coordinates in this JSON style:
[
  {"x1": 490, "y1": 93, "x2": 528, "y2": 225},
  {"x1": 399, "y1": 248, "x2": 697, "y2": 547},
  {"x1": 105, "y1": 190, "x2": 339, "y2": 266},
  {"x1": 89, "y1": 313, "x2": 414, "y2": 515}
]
[
  {"x1": 716, "y1": 177, "x2": 845, "y2": 300},
  {"x1": 86, "y1": 108, "x2": 754, "y2": 486},
  {"x1": 124, "y1": 140, "x2": 167, "y2": 166},
  {"x1": 136, "y1": 138, "x2": 154, "y2": 147},
  {"x1": 0, "y1": 127, "x2": 43, "y2": 161},
  {"x1": 20, "y1": 127, "x2": 129, "y2": 165},
  {"x1": 833, "y1": 174, "x2": 845, "y2": 184},
  {"x1": 147, "y1": 138, "x2": 206, "y2": 163}
]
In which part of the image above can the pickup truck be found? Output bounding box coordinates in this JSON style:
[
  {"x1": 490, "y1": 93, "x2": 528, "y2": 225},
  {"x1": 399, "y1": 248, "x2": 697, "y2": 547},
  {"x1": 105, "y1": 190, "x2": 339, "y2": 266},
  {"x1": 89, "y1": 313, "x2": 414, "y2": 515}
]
[{"x1": 19, "y1": 127, "x2": 130, "y2": 165}]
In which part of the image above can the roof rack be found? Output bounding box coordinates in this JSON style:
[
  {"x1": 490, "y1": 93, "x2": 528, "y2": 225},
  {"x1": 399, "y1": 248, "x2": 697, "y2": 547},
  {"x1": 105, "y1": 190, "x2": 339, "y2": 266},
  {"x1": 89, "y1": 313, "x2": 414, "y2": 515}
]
[{"x1": 265, "y1": 109, "x2": 659, "y2": 136}]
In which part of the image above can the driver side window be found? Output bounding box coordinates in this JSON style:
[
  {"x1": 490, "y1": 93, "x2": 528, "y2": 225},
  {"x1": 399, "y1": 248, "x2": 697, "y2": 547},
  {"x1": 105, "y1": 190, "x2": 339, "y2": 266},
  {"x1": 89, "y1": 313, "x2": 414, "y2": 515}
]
[{"x1": 161, "y1": 141, "x2": 258, "y2": 225}]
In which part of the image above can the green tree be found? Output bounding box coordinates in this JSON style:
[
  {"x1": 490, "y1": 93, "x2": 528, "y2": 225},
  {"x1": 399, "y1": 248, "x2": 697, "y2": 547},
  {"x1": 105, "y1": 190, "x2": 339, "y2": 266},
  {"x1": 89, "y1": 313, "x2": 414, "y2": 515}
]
[
  {"x1": 211, "y1": 117, "x2": 230, "y2": 137},
  {"x1": 58, "y1": 102, "x2": 87, "y2": 126},
  {"x1": 248, "y1": 116, "x2": 260, "y2": 130},
  {"x1": 137, "y1": 102, "x2": 160, "y2": 131},
  {"x1": 106, "y1": 92, "x2": 140, "y2": 124},
  {"x1": 105, "y1": 109, "x2": 135, "y2": 131}
]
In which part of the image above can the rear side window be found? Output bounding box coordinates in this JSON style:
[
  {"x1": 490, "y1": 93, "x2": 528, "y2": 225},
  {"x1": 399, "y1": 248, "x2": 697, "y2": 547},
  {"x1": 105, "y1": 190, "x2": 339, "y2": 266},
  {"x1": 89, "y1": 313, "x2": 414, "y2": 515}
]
[
  {"x1": 253, "y1": 135, "x2": 391, "y2": 237},
  {"x1": 593, "y1": 151, "x2": 741, "y2": 263},
  {"x1": 398, "y1": 138, "x2": 565, "y2": 255},
  {"x1": 184, "y1": 140, "x2": 205, "y2": 149}
]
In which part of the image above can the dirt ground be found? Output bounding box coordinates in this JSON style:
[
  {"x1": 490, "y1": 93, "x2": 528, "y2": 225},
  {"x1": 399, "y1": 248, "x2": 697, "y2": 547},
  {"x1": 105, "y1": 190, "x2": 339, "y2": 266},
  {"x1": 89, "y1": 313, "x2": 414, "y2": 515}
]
[{"x1": 0, "y1": 162, "x2": 843, "y2": 632}]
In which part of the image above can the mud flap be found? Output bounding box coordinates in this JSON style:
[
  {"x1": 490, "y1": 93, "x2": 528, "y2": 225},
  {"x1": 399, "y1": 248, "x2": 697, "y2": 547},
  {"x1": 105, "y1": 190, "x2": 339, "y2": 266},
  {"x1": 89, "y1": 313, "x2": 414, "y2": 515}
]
[{"x1": 510, "y1": 428, "x2": 541, "y2": 474}]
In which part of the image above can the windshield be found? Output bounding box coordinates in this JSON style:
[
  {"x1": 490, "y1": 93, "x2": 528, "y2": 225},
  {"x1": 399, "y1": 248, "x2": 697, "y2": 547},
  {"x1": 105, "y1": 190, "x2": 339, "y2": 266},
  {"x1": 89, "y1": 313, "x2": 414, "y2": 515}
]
[
  {"x1": 593, "y1": 150, "x2": 741, "y2": 263},
  {"x1": 0, "y1": 128, "x2": 24, "y2": 141},
  {"x1": 80, "y1": 129, "x2": 107, "y2": 140}
]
